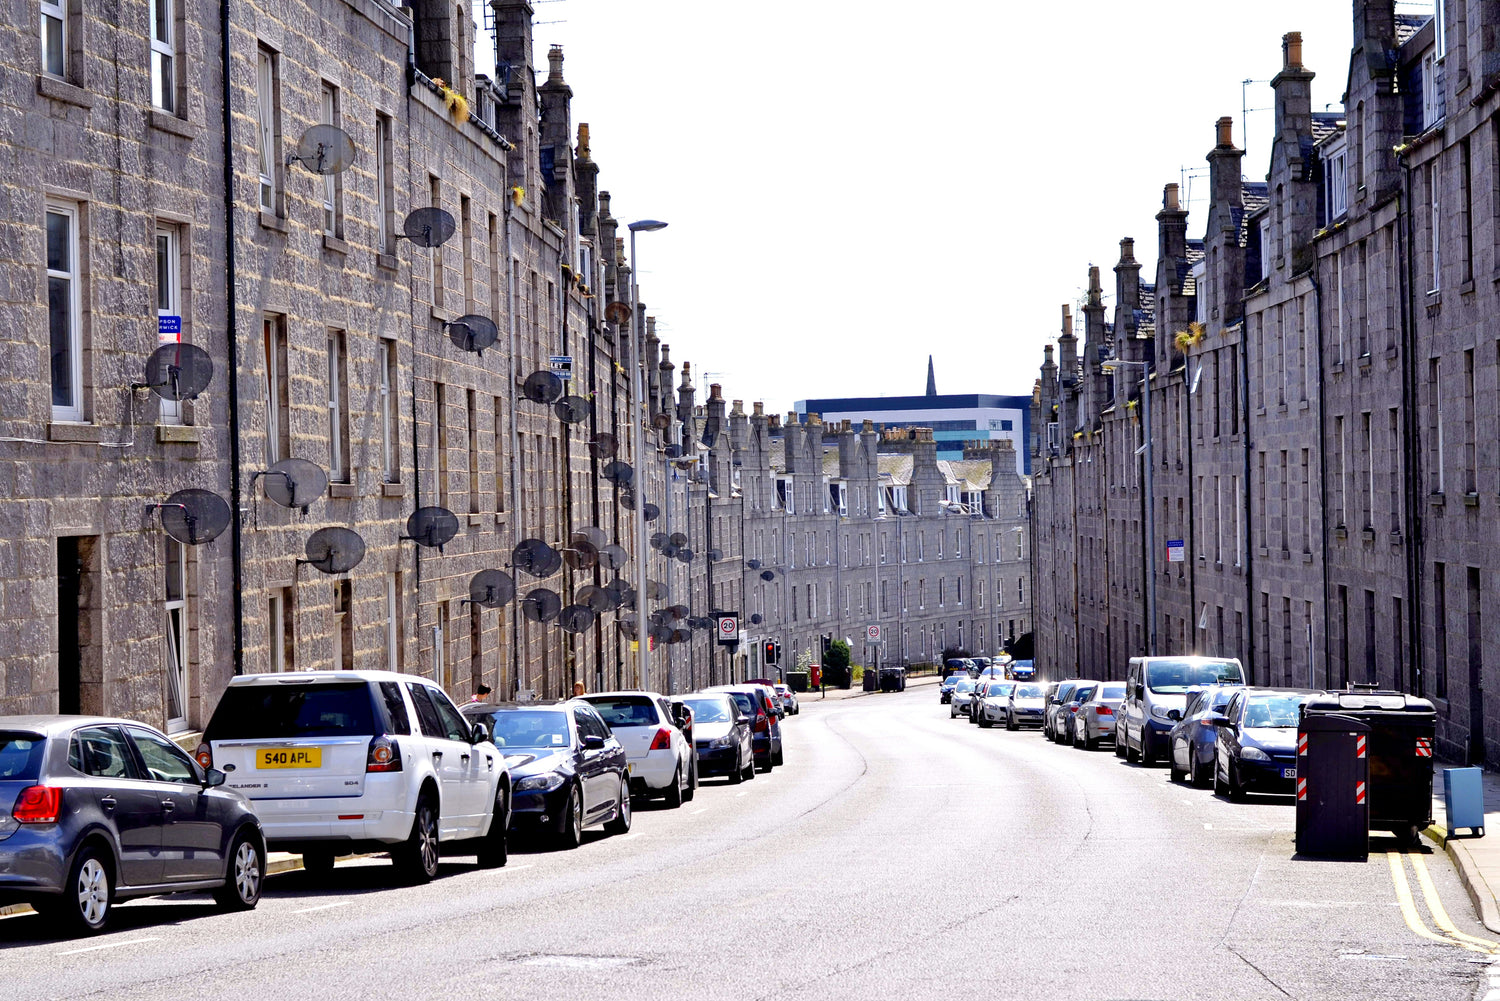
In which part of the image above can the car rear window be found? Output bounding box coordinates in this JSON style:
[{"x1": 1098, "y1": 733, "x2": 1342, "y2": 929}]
[
  {"x1": 726, "y1": 692, "x2": 758, "y2": 716},
  {"x1": 1015, "y1": 685, "x2": 1044, "y2": 698},
  {"x1": 585, "y1": 695, "x2": 659, "y2": 728},
  {"x1": 1100, "y1": 683, "x2": 1127, "y2": 699},
  {"x1": 0, "y1": 732, "x2": 45, "y2": 780},
  {"x1": 205, "y1": 682, "x2": 378, "y2": 740}
]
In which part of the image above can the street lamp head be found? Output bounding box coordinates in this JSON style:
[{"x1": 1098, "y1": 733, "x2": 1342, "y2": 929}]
[{"x1": 628, "y1": 219, "x2": 668, "y2": 233}]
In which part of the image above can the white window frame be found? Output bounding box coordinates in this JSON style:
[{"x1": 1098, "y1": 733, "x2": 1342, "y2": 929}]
[
  {"x1": 46, "y1": 202, "x2": 83, "y2": 422},
  {"x1": 150, "y1": 0, "x2": 175, "y2": 112},
  {"x1": 256, "y1": 48, "x2": 277, "y2": 212},
  {"x1": 320, "y1": 83, "x2": 339, "y2": 235},
  {"x1": 1429, "y1": 161, "x2": 1442, "y2": 291},
  {"x1": 155, "y1": 226, "x2": 183, "y2": 424},
  {"x1": 41, "y1": 0, "x2": 66, "y2": 78},
  {"x1": 262, "y1": 316, "x2": 285, "y2": 464},
  {"x1": 375, "y1": 115, "x2": 393, "y2": 253},
  {"x1": 268, "y1": 589, "x2": 288, "y2": 671},
  {"x1": 327, "y1": 329, "x2": 346, "y2": 481},
  {"x1": 164, "y1": 537, "x2": 188, "y2": 731},
  {"x1": 1259, "y1": 217, "x2": 1272, "y2": 279},
  {"x1": 385, "y1": 576, "x2": 399, "y2": 671},
  {"x1": 1423, "y1": 51, "x2": 1443, "y2": 130},
  {"x1": 379, "y1": 338, "x2": 397, "y2": 481}
]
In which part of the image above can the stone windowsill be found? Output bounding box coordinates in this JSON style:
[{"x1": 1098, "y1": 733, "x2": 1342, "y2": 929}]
[
  {"x1": 1390, "y1": 531, "x2": 1403, "y2": 546},
  {"x1": 147, "y1": 110, "x2": 200, "y2": 139},
  {"x1": 1334, "y1": 526, "x2": 1348, "y2": 540},
  {"x1": 1280, "y1": 549, "x2": 1291, "y2": 561},
  {"x1": 467, "y1": 513, "x2": 485, "y2": 526},
  {"x1": 260, "y1": 211, "x2": 288, "y2": 234},
  {"x1": 1331, "y1": 361, "x2": 1345, "y2": 375},
  {"x1": 156, "y1": 424, "x2": 200, "y2": 444},
  {"x1": 1358, "y1": 353, "x2": 1372, "y2": 371},
  {"x1": 328, "y1": 482, "x2": 356, "y2": 499},
  {"x1": 1299, "y1": 399, "x2": 1310, "y2": 411},
  {"x1": 37, "y1": 75, "x2": 92, "y2": 108},
  {"x1": 380, "y1": 481, "x2": 405, "y2": 497},
  {"x1": 377, "y1": 252, "x2": 399, "y2": 272},
  {"x1": 1386, "y1": 346, "x2": 1399, "y2": 361},
  {"x1": 323, "y1": 234, "x2": 349, "y2": 256},
  {"x1": 1361, "y1": 528, "x2": 1375, "y2": 543},
  {"x1": 1458, "y1": 279, "x2": 1476, "y2": 296},
  {"x1": 1430, "y1": 492, "x2": 1446, "y2": 507},
  {"x1": 1302, "y1": 551, "x2": 1315, "y2": 563},
  {"x1": 430, "y1": 305, "x2": 451, "y2": 324},
  {"x1": 1464, "y1": 492, "x2": 1480, "y2": 507},
  {"x1": 48, "y1": 421, "x2": 100, "y2": 443}
]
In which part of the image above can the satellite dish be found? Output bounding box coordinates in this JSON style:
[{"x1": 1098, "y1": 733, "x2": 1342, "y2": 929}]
[
  {"x1": 661, "y1": 544, "x2": 680, "y2": 560},
  {"x1": 669, "y1": 532, "x2": 688, "y2": 548},
  {"x1": 749, "y1": 613, "x2": 764, "y2": 625},
  {"x1": 618, "y1": 488, "x2": 636, "y2": 511},
  {"x1": 553, "y1": 395, "x2": 592, "y2": 424},
  {"x1": 404, "y1": 506, "x2": 459, "y2": 550},
  {"x1": 261, "y1": 458, "x2": 328, "y2": 512},
  {"x1": 522, "y1": 371, "x2": 565, "y2": 405},
  {"x1": 649, "y1": 623, "x2": 673, "y2": 645},
  {"x1": 576, "y1": 585, "x2": 613, "y2": 615},
  {"x1": 648, "y1": 609, "x2": 669, "y2": 627},
  {"x1": 617, "y1": 613, "x2": 639, "y2": 639},
  {"x1": 153, "y1": 488, "x2": 232, "y2": 546},
  {"x1": 605, "y1": 301, "x2": 632, "y2": 325},
  {"x1": 760, "y1": 570, "x2": 776, "y2": 582},
  {"x1": 645, "y1": 580, "x2": 664, "y2": 600},
  {"x1": 668, "y1": 604, "x2": 689, "y2": 620},
  {"x1": 642, "y1": 503, "x2": 660, "y2": 523},
  {"x1": 289, "y1": 125, "x2": 355, "y2": 175},
  {"x1": 575, "y1": 526, "x2": 607, "y2": 547},
  {"x1": 598, "y1": 543, "x2": 629, "y2": 569},
  {"x1": 562, "y1": 538, "x2": 597, "y2": 570},
  {"x1": 676, "y1": 548, "x2": 694, "y2": 564},
  {"x1": 512, "y1": 538, "x2": 562, "y2": 578},
  {"x1": 604, "y1": 579, "x2": 633, "y2": 609},
  {"x1": 521, "y1": 588, "x2": 562, "y2": 623},
  {"x1": 446, "y1": 314, "x2": 499, "y2": 355},
  {"x1": 588, "y1": 434, "x2": 618, "y2": 459},
  {"x1": 602, "y1": 461, "x2": 635, "y2": 486},
  {"x1": 400, "y1": 207, "x2": 456, "y2": 248},
  {"x1": 468, "y1": 569, "x2": 516, "y2": 608},
  {"x1": 708, "y1": 549, "x2": 723, "y2": 562},
  {"x1": 138, "y1": 343, "x2": 214, "y2": 401},
  {"x1": 649, "y1": 533, "x2": 667, "y2": 550},
  {"x1": 746, "y1": 559, "x2": 762, "y2": 570},
  {"x1": 669, "y1": 628, "x2": 691, "y2": 645},
  {"x1": 662, "y1": 443, "x2": 683, "y2": 459},
  {"x1": 299, "y1": 526, "x2": 366, "y2": 574},
  {"x1": 558, "y1": 605, "x2": 596, "y2": 634}
]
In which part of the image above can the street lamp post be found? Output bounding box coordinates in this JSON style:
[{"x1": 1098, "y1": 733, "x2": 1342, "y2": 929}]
[
  {"x1": 1102, "y1": 357, "x2": 1156, "y2": 655},
  {"x1": 628, "y1": 220, "x2": 667, "y2": 689}
]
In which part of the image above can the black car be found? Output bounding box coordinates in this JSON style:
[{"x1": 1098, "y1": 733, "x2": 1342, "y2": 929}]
[
  {"x1": 0, "y1": 716, "x2": 265, "y2": 935},
  {"x1": 1212, "y1": 688, "x2": 1317, "y2": 800},
  {"x1": 677, "y1": 694, "x2": 754, "y2": 783},
  {"x1": 1166, "y1": 685, "x2": 1239, "y2": 786},
  {"x1": 461, "y1": 701, "x2": 631, "y2": 849}
]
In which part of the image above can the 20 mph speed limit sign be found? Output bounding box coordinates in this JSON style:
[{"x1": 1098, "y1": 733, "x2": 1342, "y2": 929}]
[
  {"x1": 867, "y1": 624, "x2": 882, "y2": 643},
  {"x1": 716, "y1": 615, "x2": 739, "y2": 645}
]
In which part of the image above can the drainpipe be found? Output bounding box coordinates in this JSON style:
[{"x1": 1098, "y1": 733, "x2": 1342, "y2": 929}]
[
  {"x1": 1310, "y1": 267, "x2": 1331, "y2": 690},
  {"x1": 503, "y1": 191, "x2": 522, "y2": 697},
  {"x1": 1397, "y1": 160, "x2": 1425, "y2": 699},
  {"x1": 1239, "y1": 315, "x2": 1255, "y2": 685},
  {"x1": 220, "y1": 0, "x2": 244, "y2": 674}
]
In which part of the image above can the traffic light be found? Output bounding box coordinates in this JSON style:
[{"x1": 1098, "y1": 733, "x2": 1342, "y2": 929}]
[{"x1": 763, "y1": 639, "x2": 779, "y2": 665}]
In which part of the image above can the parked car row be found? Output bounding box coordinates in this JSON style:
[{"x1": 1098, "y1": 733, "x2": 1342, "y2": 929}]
[
  {"x1": 0, "y1": 672, "x2": 800, "y2": 937},
  {"x1": 942, "y1": 655, "x2": 1319, "y2": 802}
]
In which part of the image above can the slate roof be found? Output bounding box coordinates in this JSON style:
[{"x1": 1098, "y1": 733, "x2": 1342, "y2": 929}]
[
  {"x1": 1137, "y1": 282, "x2": 1156, "y2": 331},
  {"x1": 1237, "y1": 182, "x2": 1269, "y2": 247},
  {"x1": 1311, "y1": 111, "x2": 1344, "y2": 146},
  {"x1": 1396, "y1": 12, "x2": 1430, "y2": 46}
]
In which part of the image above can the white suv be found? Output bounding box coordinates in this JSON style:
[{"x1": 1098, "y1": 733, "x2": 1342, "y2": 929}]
[
  {"x1": 579, "y1": 691, "x2": 696, "y2": 807},
  {"x1": 198, "y1": 671, "x2": 509, "y2": 881}
]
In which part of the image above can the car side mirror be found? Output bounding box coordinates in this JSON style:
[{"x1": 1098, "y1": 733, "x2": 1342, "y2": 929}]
[
  {"x1": 203, "y1": 767, "x2": 227, "y2": 788},
  {"x1": 582, "y1": 735, "x2": 606, "y2": 750},
  {"x1": 470, "y1": 722, "x2": 490, "y2": 745},
  {"x1": 1166, "y1": 709, "x2": 1182, "y2": 722},
  {"x1": 1208, "y1": 716, "x2": 1230, "y2": 727}
]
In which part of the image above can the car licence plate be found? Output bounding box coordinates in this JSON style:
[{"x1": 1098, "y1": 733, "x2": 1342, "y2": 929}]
[
  {"x1": 1282, "y1": 767, "x2": 1297, "y2": 779},
  {"x1": 256, "y1": 747, "x2": 322, "y2": 769}
]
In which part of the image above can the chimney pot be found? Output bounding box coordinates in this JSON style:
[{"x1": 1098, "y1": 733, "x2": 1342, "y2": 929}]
[
  {"x1": 1216, "y1": 115, "x2": 1234, "y2": 148},
  {"x1": 708, "y1": 383, "x2": 723, "y2": 401},
  {"x1": 1282, "y1": 32, "x2": 1302, "y2": 71},
  {"x1": 752, "y1": 401, "x2": 765, "y2": 417},
  {"x1": 1119, "y1": 238, "x2": 1135, "y2": 263},
  {"x1": 1164, "y1": 182, "x2": 1180, "y2": 211}
]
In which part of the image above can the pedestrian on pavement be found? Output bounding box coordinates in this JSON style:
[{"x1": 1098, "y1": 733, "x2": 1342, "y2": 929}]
[
  {"x1": 573, "y1": 680, "x2": 586, "y2": 697},
  {"x1": 470, "y1": 683, "x2": 492, "y2": 703}
]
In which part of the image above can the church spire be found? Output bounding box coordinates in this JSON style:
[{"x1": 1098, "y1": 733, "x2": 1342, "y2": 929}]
[{"x1": 925, "y1": 355, "x2": 937, "y2": 397}]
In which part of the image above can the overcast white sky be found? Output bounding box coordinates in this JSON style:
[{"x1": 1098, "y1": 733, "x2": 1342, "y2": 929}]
[{"x1": 480, "y1": 0, "x2": 1413, "y2": 413}]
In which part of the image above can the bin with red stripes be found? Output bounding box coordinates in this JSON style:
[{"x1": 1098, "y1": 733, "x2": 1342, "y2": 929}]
[
  {"x1": 1294, "y1": 709, "x2": 1371, "y2": 859},
  {"x1": 1300, "y1": 690, "x2": 1436, "y2": 848}
]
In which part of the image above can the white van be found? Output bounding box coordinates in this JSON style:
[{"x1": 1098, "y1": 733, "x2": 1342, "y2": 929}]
[{"x1": 1116, "y1": 656, "x2": 1245, "y2": 766}]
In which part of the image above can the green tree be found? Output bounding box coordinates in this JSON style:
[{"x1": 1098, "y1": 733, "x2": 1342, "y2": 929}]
[{"x1": 826, "y1": 639, "x2": 850, "y2": 673}]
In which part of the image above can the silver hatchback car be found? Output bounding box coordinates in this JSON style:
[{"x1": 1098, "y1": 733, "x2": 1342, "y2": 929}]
[{"x1": 1072, "y1": 682, "x2": 1127, "y2": 750}]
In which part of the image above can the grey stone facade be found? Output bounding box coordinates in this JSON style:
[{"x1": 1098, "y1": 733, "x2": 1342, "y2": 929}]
[{"x1": 1029, "y1": 0, "x2": 1500, "y2": 765}]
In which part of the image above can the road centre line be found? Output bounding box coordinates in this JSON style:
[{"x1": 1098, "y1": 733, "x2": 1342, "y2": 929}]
[
  {"x1": 1408, "y1": 853, "x2": 1500, "y2": 951},
  {"x1": 1387, "y1": 853, "x2": 1492, "y2": 954},
  {"x1": 57, "y1": 937, "x2": 160, "y2": 956},
  {"x1": 289, "y1": 902, "x2": 348, "y2": 915}
]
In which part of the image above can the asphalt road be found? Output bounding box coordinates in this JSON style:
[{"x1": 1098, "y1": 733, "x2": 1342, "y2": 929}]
[{"x1": 2, "y1": 685, "x2": 1494, "y2": 1000}]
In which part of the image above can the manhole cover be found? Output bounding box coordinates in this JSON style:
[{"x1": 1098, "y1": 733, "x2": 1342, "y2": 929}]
[{"x1": 513, "y1": 955, "x2": 641, "y2": 970}]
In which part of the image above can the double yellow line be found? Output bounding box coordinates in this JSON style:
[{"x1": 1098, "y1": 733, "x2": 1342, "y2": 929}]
[{"x1": 1388, "y1": 851, "x2": 1500, "y2": 954}]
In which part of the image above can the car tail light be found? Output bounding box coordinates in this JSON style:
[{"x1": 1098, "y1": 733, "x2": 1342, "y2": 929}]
[
  {"x1": 753, "y1": 715, "x2": 768, "y2": 733},
  {"x1": 366, "y1": 735, "x2": 402, "y2": 772},
  {"x1": 649, "y1": 727, "x2": 672, "y2": 751},
  {"x1": 1095, "y1": 706, "x2": 1114, "y2": 716},
  {"x1": 194, "y1": 742, "x2": 213, "y2": 769},
  {"x1": 12, "y1": 786, "x2": 61, "y2": 824}
]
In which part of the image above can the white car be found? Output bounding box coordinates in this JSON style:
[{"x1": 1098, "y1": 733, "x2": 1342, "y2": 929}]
[
  {"x1": 949, "y1": 678, "x2": 977, "y2": 718},
  {"x1": 580, "y1": 691, "x2": 696, "y2": 807},
  {"x1": 198, "y1": 671, "x2": 510, "y2": 882},
  {"x1": 976, "y1": 681, "x2": 1017, "y2": 728},
  {"x1": 774, "y1": 684, "x2": 799, "y2": 715}
]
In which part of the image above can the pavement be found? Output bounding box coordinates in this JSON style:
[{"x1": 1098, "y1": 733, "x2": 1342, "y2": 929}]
[
  {"x1": 2, "y1": 682, "x2": 1493, "y2": 1000},
  {"x1": 1427, "y1": 760, "x2": 1500, "y2": 935}
]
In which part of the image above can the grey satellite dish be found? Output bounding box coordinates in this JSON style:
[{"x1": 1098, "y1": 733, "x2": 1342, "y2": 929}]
[
  {"x1": 602, "y1": 461, "x2": 634, "y2": 486},
  {"x1": 604, "y1": 579, "x2": 632, "y2": 609},
  {"x1": 468, "y1": 569, "x2": 516, "y2": 608},
  {"x1": 446, "y1": 314, "x2": 499, "y2": 355},
  {"x1": 662, "y1": 443, "x2": 683, "y2": 459},
  {"x1": 648, "y1": 610, "x2": 669, "y2": 628},
  {"x1": 669, "y1": 628, "x2": 691, "y2": 645},
  {"x1": 558, "y1": 605, "x2": 596, "y2": 634},
  {"x1": 554, "y1": 395, "x2": 591, "y2": 424},
  {"x1": 598, "y1": 544, "x2": 629, "y2": 570},
  {"x1": 707, "y1": 549, "x2": 723, "y2": 562},
  {"x1": 746, "y1": 559, "x2": 762, "y2": 570},
  {"x1": 617, "y1": 613, "x2": 638, "y2": 640},
  {"x1": 404, "y1": 506, "x2": 459, "y2": 550},
  {"x1": 138, "y1": 343, "x2": 214, "y2": 401},
  {"x1": 299, "y1": 526, "x2": 366, "y2": 574},
  {"x1": 289, "y1": 125, "x2": 355, "y2": 175},
  {"x1": 400, "y1": 207, "x2": 456, "y2": 248},
  {"x1": 661, "y1": 544, "x2": 679, "y2": 560},
  {"x1": 668, "y1": 605, "x2": 689, "y2": 620},
  {"x1": 760, "y1": 570, "x2": 776, "y2": 582},
  {"x1": 642, "y1": 503, "x2": 660, "y2": 523},
  {"x1": 522, "y1": 371, "x2": 565, "y2": 405},
  {"x1": 562, "y1": 538, "x2": 597, "y2": 570},
  {"x1": 153, "y1": 488, "x2": 231, "y2": 546},
  {"x1": 618, "y1": 488, "x2": 636, "y2": 511},
  {"x1": 261, "y1": 457, "x2": 328, "y2": 513},
  {"x1": 512, "y1": 538, "x2": 562, "y2": 578},
  {"x1": 521, "y1": 588, "x2": 561, "y2": 623},
  {"x1": 645, "y1": 579, "x2": 664, "y2": 600},
  {"x1": 749, "y1": 613, "x2": 764, "y2": 625},
  {"x1": 649, "y1": 623, "x2": 673, "y2": 645},
  {"x1": 669, "y1": 532, "x2": 688, "y2": 548},
  {"x1": 575, "y1": 526, "x2": 607, "y2": 547},
  {"x1": 649, "y1": 533, "x2": 667, "y2": 550},
  {"x1": 676, "y1": 548, "x2": 694, "y2": 564},
  {"x1": 576, "y1": 585, "x2": 613, "y2": 615},
  {"x1": 588, "y1": 434, "x2": 618, "y2": 459}
]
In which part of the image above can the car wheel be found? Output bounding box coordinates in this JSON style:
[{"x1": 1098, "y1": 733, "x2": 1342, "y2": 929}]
[
  {"x1": 979, "y1": 713, "x2": 992, "y2": 729},
  {"x1": 1073, "y1": 725, "x2": 1085, "y2": 749},
  {"x1": 950, "y1": 705, "x2": 957, "y2": 718},
  {"x1": 557, "y1": 784, "x2": 584, "y2": 850},
  {"x1": 40, "y1": 843, "x2": 112, "y2": 935},
  {"x1": 1114, "y1": 729, "x2": 1126, "y2": 757},
  {"x1": 664, "y1": 766, "x2": 684, "y2": 808},
  {"x1": 1125, "y1": 731, "x2": 1140, "y2": 762},
  {"x1": 683, "y1": 760, "x2": 697, "y2": 802},
  {"x1": 394, "y1": 793, "x2": 441, "y2": 881},
  {"x1": 773, "y1": 746, "x2": 785, "y2": 766},
  {"x1": 1140, "y1": 730, "x2": 1157, "y2": 766},
  {"x1": 301, "y1": 850, "x2": 336, "y2": 879},
  {"x1": 1228, "y1": 760, "x2": 1247, "y2": 801},
  {"x1": 1189, "y1": 753, "x2": 1206, "y2": 788},
  {"x1": 605, "y1": 776, "x2": 632, "y2": 835},
  {"x1": 1169, "y1": 747, "x2": 1186, "y2": 784},
  {"x1": 215, "y1": 829, "x2": 263, "y2": 910},
  {"x1": 1006, "y1": 713, "x2": 1018, "y2": 731},
  {"x1": 1213, "y1": 758, "x2": 1228, "y2": 797},
  {"x1": 744, "y1": 755, "x2": 758, "y2": 781},
  {"x1": 476, "y1": 786, "x2": 510, "y2": 868}
]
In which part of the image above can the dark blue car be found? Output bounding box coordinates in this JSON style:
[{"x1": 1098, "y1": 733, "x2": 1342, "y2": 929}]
[
  {"x1": 1166, "y1": 685, "x2": 1240, "y2": 787},
  {"x1": 1212, "y1": 689, "x2": 1317, "y2": 799}
]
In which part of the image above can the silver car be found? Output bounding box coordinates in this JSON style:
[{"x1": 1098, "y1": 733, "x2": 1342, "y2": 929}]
[
  {"x1": 976, "y1": 681, "x2": 1017, "y2": 728},
  {"x1": 1072, "y1": 681, "x2": 1127, "y2": 750},
  {"x1": 948, "y1": 678, "x2": 977, "y2": 718},
  {"x1": 1005, "y1": 683, "x2": 1048, "y2": 729}
]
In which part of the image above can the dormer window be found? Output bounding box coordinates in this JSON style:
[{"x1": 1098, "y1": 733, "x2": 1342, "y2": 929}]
[
  {"x1": 1258, "y1": 217, "x2": 1272, "y2": 280},
  {"x1": 1325, "y1": 140, "x2": 1348, "y2": 221},
  {"x1": 829, "y1": 480, "x2": 848, "y2": 517},
  {"x1": 1422, "y1": 50, "x2": 1444, "y2": 129}
]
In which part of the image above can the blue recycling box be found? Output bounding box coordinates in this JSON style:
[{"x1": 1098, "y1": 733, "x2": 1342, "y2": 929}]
[{"x1": 1444, "y1": 767, "x2": 1486, "y2": 837}]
